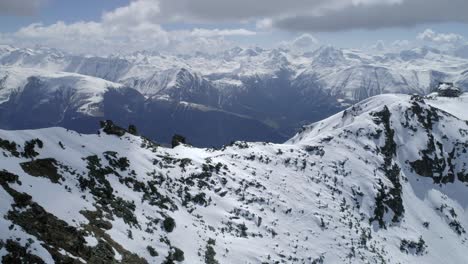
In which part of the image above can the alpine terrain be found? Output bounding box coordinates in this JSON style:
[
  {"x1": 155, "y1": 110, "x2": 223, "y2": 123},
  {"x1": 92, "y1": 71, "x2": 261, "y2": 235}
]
[
  {"x1": 1, "y1": 92, "x2": 467, "y2": 263},
  {"x1": 1, "y1": 45, "x2": 468, "y2": 146}
]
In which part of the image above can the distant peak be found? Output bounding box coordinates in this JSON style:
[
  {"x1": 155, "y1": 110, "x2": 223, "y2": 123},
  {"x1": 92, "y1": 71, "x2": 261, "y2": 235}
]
[{"x1": 311, "y1": 45, "x2": 346, "y2": 66}]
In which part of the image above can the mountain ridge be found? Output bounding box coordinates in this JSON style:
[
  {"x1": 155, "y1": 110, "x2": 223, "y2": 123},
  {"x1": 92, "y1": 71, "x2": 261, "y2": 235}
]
[{"x1": 1, "y1": 93, "x2": 467, "y2": 263}]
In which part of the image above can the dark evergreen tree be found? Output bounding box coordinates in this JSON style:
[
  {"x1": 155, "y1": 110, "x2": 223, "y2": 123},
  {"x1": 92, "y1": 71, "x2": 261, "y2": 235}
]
[{"x1": 163, "y1": 217, "x2": 176, "y2": 232}]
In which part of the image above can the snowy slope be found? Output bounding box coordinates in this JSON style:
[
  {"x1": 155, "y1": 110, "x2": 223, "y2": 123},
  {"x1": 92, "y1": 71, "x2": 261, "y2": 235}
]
[
  {"x1": 0, "y1": 66, "x2": 123, "y2": 116},
  {"x1": 1, "y1": 93, "x2": 468, "y2": 263}
]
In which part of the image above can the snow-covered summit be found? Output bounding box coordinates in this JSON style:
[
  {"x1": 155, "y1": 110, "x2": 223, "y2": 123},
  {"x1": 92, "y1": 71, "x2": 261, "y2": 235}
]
[
  {"x1": 2, "y1": 44, "x2": 468, "y2": 99},
  {"x1": 289, "y1": 92, "x2": 467, "y2": 144}
]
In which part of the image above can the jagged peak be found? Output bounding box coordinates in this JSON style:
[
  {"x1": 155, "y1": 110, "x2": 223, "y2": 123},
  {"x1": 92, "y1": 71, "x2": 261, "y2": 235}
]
[{"x1": 311, "y1": 45, "x2": 346, "y2": 66}]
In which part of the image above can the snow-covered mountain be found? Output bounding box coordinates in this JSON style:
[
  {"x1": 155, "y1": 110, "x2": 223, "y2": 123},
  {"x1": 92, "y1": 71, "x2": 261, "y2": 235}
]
[
  {"x1": 1, "y1": 45, "x2": 468, "y2": 146},
  {"x1": 0, "y1": 65, "x2": 282, "y2": 147},
  {"x1": 1, "y1": 93, "x2": 467, "y2": 263},
  {"x1": 0, "y1": 66, "x2": 123, "y2": 116},
  {"x1": 2, "y1": 45, "x2": 467, "y2": 99}
]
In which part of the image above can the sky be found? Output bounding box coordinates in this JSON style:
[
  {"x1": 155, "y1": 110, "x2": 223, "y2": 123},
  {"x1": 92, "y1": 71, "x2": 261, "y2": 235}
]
[{"x1": 0, "y1": 0, "x2": 468, "y2": 55}]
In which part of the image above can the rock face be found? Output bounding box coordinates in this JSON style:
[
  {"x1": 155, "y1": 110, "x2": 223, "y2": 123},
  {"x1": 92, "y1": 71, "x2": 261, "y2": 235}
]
[
  {"x1": 436, "y1": 82, "x2": 462, "y2": 97},
  {"x1": 1, "y1": 93, "x2": 468, "y2": 263}
]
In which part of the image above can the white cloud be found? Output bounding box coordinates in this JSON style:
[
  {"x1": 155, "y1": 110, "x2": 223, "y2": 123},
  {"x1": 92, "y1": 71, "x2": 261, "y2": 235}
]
[
  {"x1": 2, "y1": 0, "x2": 257, "y2": 55},
  {"x1": 190, "y1": 28, "x2": 256, "y2": 37},
  {"x1": 3, "y1": 0, "x2": 467, "y2": 55},
  {"x1": 417, "y1": 29, "x2": 464, "y2": 44},
  {"x1": 279, "y1": 34, "x2": 320, "y2": 51},
  {"x1": 391, "y1": 40, "x2": 410, "y2": 48},
  {"x1": 11, "y1": 20, "x2": 170, "y2": 55},
  {"x1": 101, "y1": 0, "x2": 162, "y2": 27},
  {"x1": 291, "y1": 34, "x2": 319, "y2": 49},
  {"x1": 256, "y1": 18, "x2": 273, "y2": 31}
]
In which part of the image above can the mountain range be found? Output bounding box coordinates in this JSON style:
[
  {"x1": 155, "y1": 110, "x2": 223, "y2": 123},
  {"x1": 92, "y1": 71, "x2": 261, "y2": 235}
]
[
  {"x1": 1, "y1": 44, "x2": 468, "y2": 146},
  {"x1": 1, "y1": 92, "x2": 467, "y2": 263}
]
